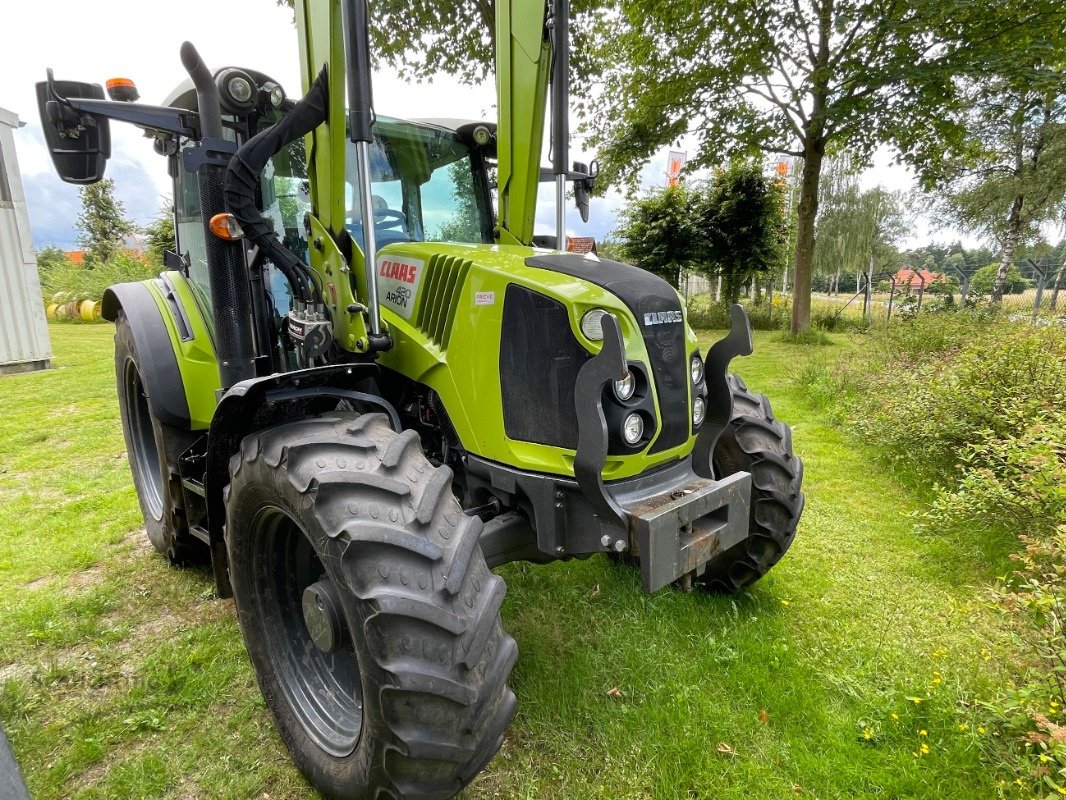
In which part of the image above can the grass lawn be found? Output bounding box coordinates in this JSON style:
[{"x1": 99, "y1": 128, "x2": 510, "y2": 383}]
[{"x1": 0, "y1": 323, "x2": 1023, "y2": 799}]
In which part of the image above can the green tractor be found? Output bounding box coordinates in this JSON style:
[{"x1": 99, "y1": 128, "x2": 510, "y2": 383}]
[{"x1": 36, "y1": 0, "x2": 803, "y2": 796}]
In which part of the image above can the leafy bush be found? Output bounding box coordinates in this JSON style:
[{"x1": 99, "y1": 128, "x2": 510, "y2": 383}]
[
  {"x1": 800, "y1": 312, "x2": 1066, "y2": 793},
  {"x1": 38, "y1": 249, "x2": 158, "y2": 306}
]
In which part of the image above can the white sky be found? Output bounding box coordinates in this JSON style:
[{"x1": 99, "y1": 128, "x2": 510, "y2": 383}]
[{"x1": 0, "y1": 0, "x2": 982, "y2": 251}]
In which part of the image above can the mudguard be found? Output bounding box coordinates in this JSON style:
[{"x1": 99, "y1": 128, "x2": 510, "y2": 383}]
[
  {"x1": 103, "y1": 273, "x2": 220, "y2": 430},
  {"x1": 101, "y1": 281, "x2": 191, "y2": 429}
]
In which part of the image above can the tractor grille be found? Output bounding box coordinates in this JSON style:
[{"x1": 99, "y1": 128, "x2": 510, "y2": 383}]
[
  {"x1": 500, "y1": 284, "x2": 590, "y2": 449},
  {"x1": 415, "y1": 254, "x2": 472, "y2": 350}
]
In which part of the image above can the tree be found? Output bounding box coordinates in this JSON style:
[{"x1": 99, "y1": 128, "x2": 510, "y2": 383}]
[
  {"x1": 434, "y1": 161, "x2": 483, "y2": 242},
  {"x1": 694, "y1": 161, "x2": 788, "y2": 305},
  {"x1": 278, "y1": 0, "x2": 601, "y2": 84},
  {"x1": 613, "y1": 186, "x2": 695, "y2": 288},
  {"x1": 584, "y1": 0, "x2": 1063, "y2": 332},
  {"x1": 928, "y1": 75, "x2": 1066, "y2": 302},
  {"x1": 143, "y1": 201, "x2": 176, "y2": 267},
  {"x1": 970, "y1": 262, "x2": 1031, "y2": 295},
  {"x1": 814, "y1": 168, "x2": 909, "y2": 291},
  {"x1": 75, "y1": 178, "x2": 136, "y2": 266}
]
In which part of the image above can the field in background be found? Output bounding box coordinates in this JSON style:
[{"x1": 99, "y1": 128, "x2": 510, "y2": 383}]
[{"x1": 0, "y1": 324, "x2": 1027, "y2": 799}]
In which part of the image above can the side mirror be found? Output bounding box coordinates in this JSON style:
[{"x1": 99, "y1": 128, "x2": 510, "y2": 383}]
[
  {"x1": 35, "y1": 71, "x2": 111, "y2": 184},
  {"x1": 572, "y1": 160, "x2": 598, "y2": 224}
]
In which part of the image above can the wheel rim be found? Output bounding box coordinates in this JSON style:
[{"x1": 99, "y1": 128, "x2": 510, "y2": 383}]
[
  {"x1": 123, "y1": 358, "x2": 164, "y2": 520},
  {"x1": 249, "y1": 506, "x2": 364, "y2": 757}
]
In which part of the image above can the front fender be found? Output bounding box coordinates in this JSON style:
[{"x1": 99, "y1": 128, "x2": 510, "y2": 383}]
[
  {"x1": 102, "y1": 280, "x2": 191, "y2": 429},
  {"x1": 103, "y1": 272, "x2": 220, "y2": 430}
]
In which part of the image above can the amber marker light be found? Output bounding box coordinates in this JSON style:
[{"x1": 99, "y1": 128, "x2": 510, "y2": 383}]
[
  {"x1": 105, "y1": 78, "x2": 139, "y2": 102},
  {"x1": 209, "y1": 213, "x2": 245, "y2": 241}
]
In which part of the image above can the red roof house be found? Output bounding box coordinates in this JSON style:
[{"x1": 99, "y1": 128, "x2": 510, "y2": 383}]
[{"x1": 893, "y1": 267, "x2": 945, "y2": 289}]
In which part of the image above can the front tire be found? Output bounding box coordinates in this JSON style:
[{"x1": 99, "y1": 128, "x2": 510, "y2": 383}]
[
  {"x1": 700, "y1": 374, "x2": 805, "y2": 593},
  {"x1": 225, "y1": 412, "x2": 517, "y2": 800},
  {"x1": 114, "y1": 311, "x2": 202, "y2": 564}
]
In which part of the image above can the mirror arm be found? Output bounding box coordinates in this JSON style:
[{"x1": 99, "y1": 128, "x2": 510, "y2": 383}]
[{"x1": 57, "y1": 96, "x2": 198, "y2": 138}]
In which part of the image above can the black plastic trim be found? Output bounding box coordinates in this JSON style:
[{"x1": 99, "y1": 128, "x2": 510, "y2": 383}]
[
  {"x1": 525, "y1": 253, "x2": 689, "y2": 453},
  {"x1": 202, "y1": 363, "x2": 390, "y2": 595},
  {"x1": 102, "y1": 282, "x2": 191, "y2": 429}
]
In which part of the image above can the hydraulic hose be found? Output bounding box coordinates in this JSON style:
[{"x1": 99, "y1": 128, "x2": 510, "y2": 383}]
[{"x1": 224, "y1": 68, "x2": 331, "y2": 306}]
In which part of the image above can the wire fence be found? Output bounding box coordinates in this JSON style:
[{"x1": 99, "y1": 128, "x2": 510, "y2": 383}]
[{"x1": 683, "y1": 258, "x2": 1066, "y2": 329}]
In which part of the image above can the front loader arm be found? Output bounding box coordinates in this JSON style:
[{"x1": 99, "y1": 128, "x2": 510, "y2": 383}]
[{"x1": 495, "y1": 0, "x2": 552, "y2": 246}]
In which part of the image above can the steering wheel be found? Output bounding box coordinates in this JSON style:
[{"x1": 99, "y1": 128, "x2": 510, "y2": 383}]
[{"x1": 373, "y1": 208, "x2": 406, "y2": 230}]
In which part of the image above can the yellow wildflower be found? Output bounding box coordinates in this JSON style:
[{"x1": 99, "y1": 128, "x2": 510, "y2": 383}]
[
  {"x1": 891, "y1": 713, "x2": 899, "y2": 721},
  {"x1": 977, "y1": 726, "x2": 986, "y2": 734},
  {"x1": 863, "y1": 728, "x2": 873, "y2": 741},
  {"x1": 919, "y1": 730, "x2": 927, "y2": 737},
  {"x1": 920, "y1": 743, "x2": 929, "y2": 754}
]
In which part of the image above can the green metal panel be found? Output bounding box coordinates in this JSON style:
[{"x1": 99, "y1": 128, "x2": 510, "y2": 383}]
[
  {"x1": 145, "y1": 272, "x2": 221, "y2": 430},
  {"x1": 495, "y1": 0, "x2": 551, "y2": 246},
  {"x1": 375, "y1": 242, "x2": 700, "y2": 480},
  {"x1": 295, "y1": 0, "x2": 348, "y2": 239}
]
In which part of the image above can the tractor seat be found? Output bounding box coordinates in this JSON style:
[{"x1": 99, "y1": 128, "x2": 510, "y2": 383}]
[{"x1": 346, "y1": 194, "x2": 411, "y2": 255}]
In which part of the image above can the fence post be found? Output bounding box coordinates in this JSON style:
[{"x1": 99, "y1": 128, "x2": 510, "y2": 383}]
[
  {"x1": 1051, "y1": 258, "x2": 1065, "y2": 311},
  {"x1": 887, "y1": 276, "x2": 897, "y2": 321},
  {"x1": 1029, "y1": 259, "x2": 1047, "y2": 322},
  {"x1": 864, "y1": 271, "x2": 873, "y2": 322},
  {"x1": 916, "y1": 273, "x2": 926, "y2": 313}
]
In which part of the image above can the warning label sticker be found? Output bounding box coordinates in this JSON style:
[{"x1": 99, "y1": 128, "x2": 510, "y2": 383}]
[{"x1": 376, "y1": 255, "x2": 424, "y2": 320}]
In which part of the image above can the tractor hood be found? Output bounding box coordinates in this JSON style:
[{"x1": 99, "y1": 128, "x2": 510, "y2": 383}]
[{"x1": 372, "y1": 242, "x2": 701, "y2": 481}]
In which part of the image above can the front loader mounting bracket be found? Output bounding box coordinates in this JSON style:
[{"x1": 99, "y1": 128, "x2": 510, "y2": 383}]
[{"x1": 692, "y1": 304, "x2": 753, "y2": 478}]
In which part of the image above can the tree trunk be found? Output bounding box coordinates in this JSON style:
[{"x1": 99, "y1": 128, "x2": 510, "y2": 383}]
[
  {"x1": 992, "y1": 194, "x2": 1024, "y2": 303},
  {"x1": 1050, "y1": 256, "x2": 1065, "y2": 311},
  {"x1": 791, "y1": 145, "x2": 824, "y2": 334},
  {"x1": 753, "y1": 273, "x2": 763, "y2": 305}
]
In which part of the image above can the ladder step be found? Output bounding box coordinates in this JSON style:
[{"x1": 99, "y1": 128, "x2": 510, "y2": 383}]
[
  {"x1": 181, "y1": 478, "x2": 207, "y2": 498},
  {"x1": 189, "y1": 525, "x2": 211, "y2": 546}
]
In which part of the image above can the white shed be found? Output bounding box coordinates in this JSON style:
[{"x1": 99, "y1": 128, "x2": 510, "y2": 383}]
[{"x1": 0, "y1": 107, "x2": 51, "y2": 374}]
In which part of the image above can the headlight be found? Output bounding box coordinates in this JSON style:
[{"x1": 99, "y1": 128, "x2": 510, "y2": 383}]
[
  {"x1": 693, "y1": 395, "x2": 706, "y2": 426},
  {"x1": 614, "y1": 370, "x2": 636, "y2": 401},
  {"x1": 267, "y1": 83, "x2": 286, "y2": 108},
  {"x1": 622, "y1": 413, "x2": 644, "y2": 445},
  {"x1": 580, "y1": 308, "x2": 608, "y2": 341},
  {"x1": 690, "y1": 354, "x2": 704, "y2": 385},
  {"x1": 228, "y1": 75, "x2": 254, "y2": 104}
]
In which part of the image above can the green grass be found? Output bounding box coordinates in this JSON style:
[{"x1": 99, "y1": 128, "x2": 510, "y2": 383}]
[{"x1": 0, "y1": 324, "x2": 1025, "y2": 799}]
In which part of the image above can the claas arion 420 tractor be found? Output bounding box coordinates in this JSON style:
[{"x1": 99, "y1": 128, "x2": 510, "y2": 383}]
[{"x1": 35, "y1": 0, "x2": 803, "y2": 796}]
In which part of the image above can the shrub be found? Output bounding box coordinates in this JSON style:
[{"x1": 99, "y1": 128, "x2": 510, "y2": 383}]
[
  {"x1": 38, "y1": 250, "x2": 158, "y2": 306},
  {"x1": 799, "y1": 312, "x2": 1066, "y2": 793},
  {"x1": 686, "y1": 295, "x2": 790, "y2": 331}
]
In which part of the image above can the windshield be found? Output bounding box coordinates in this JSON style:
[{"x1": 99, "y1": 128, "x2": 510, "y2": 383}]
[{"x1": 345, "y1": 117, "x2": 491, "y2": 255}]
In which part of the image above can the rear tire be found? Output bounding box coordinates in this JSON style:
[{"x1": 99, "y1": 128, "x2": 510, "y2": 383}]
[
  {"x1": 225, "y1": 412, "x2": 517, "y2": 800},
  {"x1": 700, "y1": 374, "x2": 804, "y2": 594},
  {"x1": 114, "y1": 311, "x2": 203, "y2": 564}
]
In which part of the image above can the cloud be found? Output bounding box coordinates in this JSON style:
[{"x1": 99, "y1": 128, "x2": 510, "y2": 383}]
[{"x1": 15, "y1": 122, "x2": 166, "y2": 249}]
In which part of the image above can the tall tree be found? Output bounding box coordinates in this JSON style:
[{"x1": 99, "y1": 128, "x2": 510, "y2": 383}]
[
  {"x1": 584, "y1": 0, "x2": 1063, "y2": 332},
  {"x1": 815, "y1": 167, "x2": 909, "y2": 289},
  {"x1": 694, "y1": 161, "x2": 788, "y2": 305},
  {"x1": 613, "y1": 185, "x2": 695, "y2": 288},
  {"x1": 926, "y1": 75, "x2": 1066, "y2": 302},
  {"x1": 75, "y1": 178, "x2": 136, "y2": 266},
  {"x1": 278, "y1": 0, "x2": 600, "y2": 83}
]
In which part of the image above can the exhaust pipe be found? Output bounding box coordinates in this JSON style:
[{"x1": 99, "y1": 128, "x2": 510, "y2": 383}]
[{"x1": 179, "y1": 41, "x2": 256, "y2": 389}]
